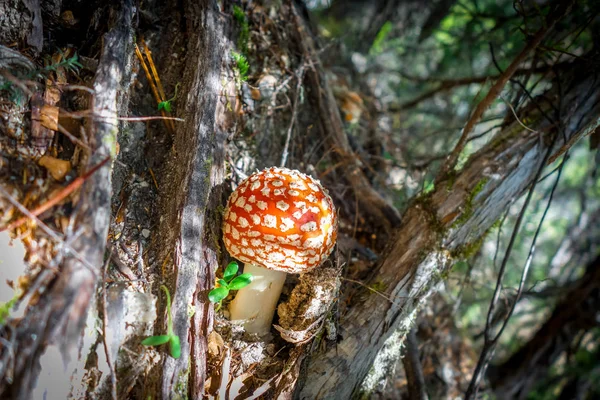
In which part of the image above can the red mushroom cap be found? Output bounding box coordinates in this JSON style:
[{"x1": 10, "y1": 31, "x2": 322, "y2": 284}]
[{"x1": 222, "y1": 167, "x2": 337, "y2": 273}]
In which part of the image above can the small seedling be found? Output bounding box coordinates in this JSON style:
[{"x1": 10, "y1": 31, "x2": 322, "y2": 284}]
[
  {"x1": 43, "y1": 53, "x2": 83, "y2": 74},
  {"x1": 142, "y1": 285, "x2": 181, "y2": 359},
  {"x1": 231, "y1": 51, "x2": 250, "y2": 83},
  {"x1": 208, "y1": 261, "x2": 253, "y2": 311},
  {"x1": 0, "y1": 291, "x2": 19, "y2": 326},
  {"x1": 158, "y1": 82, "x2": 180, "y2": 113}
]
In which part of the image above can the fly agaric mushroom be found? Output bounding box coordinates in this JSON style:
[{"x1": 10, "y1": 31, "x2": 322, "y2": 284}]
[{"x1": 222, "y1": 167, "x2": 337, "y2": 335}]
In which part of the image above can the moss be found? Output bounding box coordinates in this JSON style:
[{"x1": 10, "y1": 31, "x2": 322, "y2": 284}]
[
  {"x1": 445, "y1": 170, "x2": 457, "y2": 192},
  {"x1": 490, "y1": 217, "x2": 503, "y2": 230},
  {"x1": 413, "y1": 193, "x2": 445, "y2": 239},
  {"x1": 451, "y1": 177, "x2": 489, "y2": 229},
  {"x1": 451, "y1": 235, "x2": 485, "y2": 259},
  {"x1": 369, "y1": 280, "x2": 387, "y2": 294},
  {"x1": 173, "y1": 364, "x2": 190, "y2": 400}
]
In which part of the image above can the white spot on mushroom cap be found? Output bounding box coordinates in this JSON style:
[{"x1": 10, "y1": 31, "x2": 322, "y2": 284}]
[
  {"x1": 251, "y1": 180, "x2": 261, "y2": 190},
  {"x1": 269, "y1": 252, "x2": 285, "y2": 262},
  {"x1": 256, "y1": 201, "x2": 267, "y2": 210},
  {"x1": 271, "y1": 180, "x2": 284, "y2": 187},
  {"x1": 244, "y1": 204, "x2": 253, "y2": 212},
  {"x1": 232, "y1": 227, "x2": 240, "y2": 240},
  {"x1": 252, "y1": 215, "x2": 261, "y2": 225},
  {"x1": 304, "y1": 235, "x2": 325, "y2": 248},
  {"x1": 289, "y1": 181, "x2": 307, "y2": 190},
  {"x1": 229, "y1": 211, "x2": 238, "y2": 222},
  {"x1": 238, "y1": 217, "x2": 249, "y2": 228},
  {"x1": 276, "y1": 201, "x2": 290, "y2": 211},
  {"x1": 280, "y1": 217, "x2": 295, "y2": 232},
  {"x1": 235, "y1": 196, "x2": 246, "y2": 207},
  {"x1": 306, "y1": 194, "x2": 317, "y2": 203},
  {"x1": 301, "y1": 221, "x2": 317, "y2": 232},
  {"x1": 289, "y1": 189, "x2": 300, "y2": 196},
  {"x1": 263, "y1": 214, "x2": 277, "y2": 228},
  {"x1": 248, "y1": 195, "x2": 256, "y2": 203}
]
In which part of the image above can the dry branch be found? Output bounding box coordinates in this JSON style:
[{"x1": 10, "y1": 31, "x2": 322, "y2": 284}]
[{"x1": 437, "y1": 0, "x2": 575, "y2": 181}]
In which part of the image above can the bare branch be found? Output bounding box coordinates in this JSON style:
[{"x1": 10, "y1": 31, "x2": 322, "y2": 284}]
[{"x1": 437, "y1": 0, "x2": 575, "y2": 181}]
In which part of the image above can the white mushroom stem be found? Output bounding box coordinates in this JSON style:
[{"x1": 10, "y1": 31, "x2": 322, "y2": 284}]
[{"x1": 229, "y1": 264, "x2": 287, "y2": 336}]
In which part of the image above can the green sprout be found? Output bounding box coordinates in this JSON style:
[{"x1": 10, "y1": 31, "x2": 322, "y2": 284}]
[
  {"x1": 0, "y1": 291, "x2": 20, "y2": 326},
  {"x1": 208, "y1": 261, "x2": 253, "y2": 311},
  {"x1": 158, "y1": 82, "x2": 180, "y2": 113},
  {"x1": 43, "y1": 52, "x2": 83, "y2": 74},
  {"x1": 142, "y1": 285, "x2": 181, "y2": 359},
  {"x1": 231, "y1": 51, "x2": 250, "y2": 82},
  {"x1": 232, "y1": 5, "x2": 250, "y2": 54}
]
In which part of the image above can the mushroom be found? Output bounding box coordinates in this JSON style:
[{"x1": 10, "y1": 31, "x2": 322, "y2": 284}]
[{"x1": 222, "y1": 167, "x2": 337, "y2": 335}]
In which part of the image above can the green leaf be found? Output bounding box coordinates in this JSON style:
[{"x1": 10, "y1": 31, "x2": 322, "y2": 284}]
[
  {"x1": 223, "y1": 261, "x2": 239, "y2": 281},
  {"x1": 142, "y1": 335, "x2": 171, "y2": 346},
  {"x1": 228, "y1": 273, "x2": 253, "y2": 290},
  {"x1": 158, "y1": 101, "x2": 171, "y2": 112},
  {"x1": 208, "y1": 287, "x2": 229, "y2": 303},
  {"x1": 218, "y1": 279, "x2": 229, "y2": 288},
  {"x1": 169, "y1": 335, "x2": 181, "y2": 359}
]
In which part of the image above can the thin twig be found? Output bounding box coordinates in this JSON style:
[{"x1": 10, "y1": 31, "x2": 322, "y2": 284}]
[
  {"x1": 437, "y1": 0, "x2": 574, "y2": 182},
  {"x1": 464, "y1": 131, "x2": 561, "y2": 399},
  {"x1": 1, "y1": 157, "x2": 111, "y2": 232},
  {"x1": 0, "y1": 186, "x2": 98, "y2": 274},
  {"x1": 115, "y1": 115, "x2": 185, "y2": 122},
  {"x1": 500, "y1": 96, "x2": 537, "y2": 133},
  {"x1": 341, "y1": 277, "x2": 394, "y2": 303}
]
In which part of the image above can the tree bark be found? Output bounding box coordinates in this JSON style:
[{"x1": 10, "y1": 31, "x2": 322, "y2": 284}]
[{"x1": 0, "y1": 1, "x2": 132, "y2": 397}]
